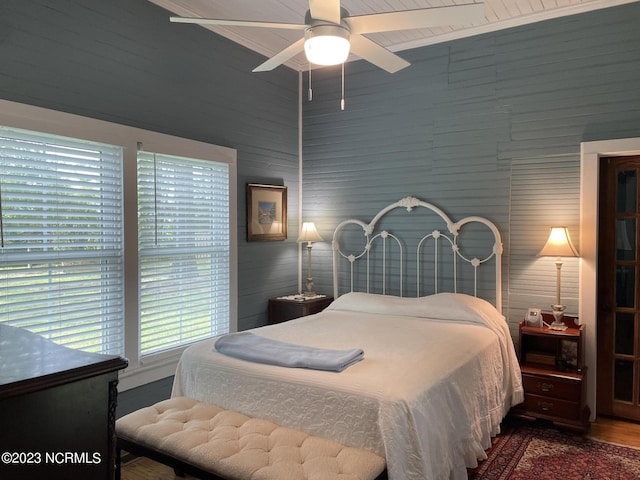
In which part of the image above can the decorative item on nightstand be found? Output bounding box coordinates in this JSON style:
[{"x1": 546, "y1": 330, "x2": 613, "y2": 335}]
[
  {"x1": 297, "y1": 222, "x2": 323, "y2": 297},
  {"x1": 538, "y1": 226, "x2": 579, "y2": 331}
]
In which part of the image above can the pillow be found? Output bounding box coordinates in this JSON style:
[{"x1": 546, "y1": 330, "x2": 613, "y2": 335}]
[
  {"x1": 327, "y1": 291, "x2": 503, "y2": 324},
  {"x1": 415, "y1": 292, "x2": 504, "y2": 323},
  {"x1": 327, "y1": 292, "x2": 423, "y2": 316}
]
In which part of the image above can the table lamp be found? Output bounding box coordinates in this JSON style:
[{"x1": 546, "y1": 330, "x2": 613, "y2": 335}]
[
  {"x1": 538, "y1": 226, "x2": 579, "y2": 330},
  {"x1": 297, "y1": 222, "x2": 323, "y2": 297}
]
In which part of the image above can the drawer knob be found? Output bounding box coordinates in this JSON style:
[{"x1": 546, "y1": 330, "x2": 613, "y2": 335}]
[
  {"x1": 538, "y1": 401, "x2": 554, "y2": 412},
  {"x1": 538, "y1": 382, "x2": 554, "y2": 392}
]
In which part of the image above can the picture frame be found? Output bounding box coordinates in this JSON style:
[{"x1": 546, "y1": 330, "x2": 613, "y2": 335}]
[
  {"x1": 560, "y1": 339, "x2": 578, "y2": 369},
  {"x1": 246, "y1": 183, "x2": 287, "y2": 241}
]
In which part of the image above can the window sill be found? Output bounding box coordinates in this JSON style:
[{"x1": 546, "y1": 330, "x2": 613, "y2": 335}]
[{"x1": 118, "y1": 349, "x2": 185, "y2": 391}]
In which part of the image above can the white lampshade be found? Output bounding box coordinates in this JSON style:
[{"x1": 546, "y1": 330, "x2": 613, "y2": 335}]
[
  {"x1": 538, "y1": 227, "x2": 579, "y2": 258},
  {"x1": 304, "y1": 25, "x2": 350, "y2": 66},
  {"x1": 297, "y1": 222, "x2": 323, "y2": 243}
]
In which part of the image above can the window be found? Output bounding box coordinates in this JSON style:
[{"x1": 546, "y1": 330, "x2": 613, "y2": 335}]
[
  {"x1": 0, "y1": 100, "x2": 237, "y2": 389},
  {"x1": 137, "y1": 151, "x2": 231, "y2": 356},
  {"x1": 0, "y1": 125, "x2": 124, "y2": 354}
]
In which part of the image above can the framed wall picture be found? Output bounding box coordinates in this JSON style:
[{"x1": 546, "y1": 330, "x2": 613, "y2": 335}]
[{"x1": 246, "y1": 183, "x2": 287, "y2": 241}]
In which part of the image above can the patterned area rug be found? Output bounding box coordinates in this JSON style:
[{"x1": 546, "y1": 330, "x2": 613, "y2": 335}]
[{"x1": 469, "y1": 419, "x2": 640, "y2": 480}]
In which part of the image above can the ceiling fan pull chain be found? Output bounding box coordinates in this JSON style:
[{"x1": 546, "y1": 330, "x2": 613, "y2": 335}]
[
  {"x1": 340, "y1": 62, "x2": 345, "y2": 111},
  {"x1": 308, "y1": 62, "x2": 313, "y2": 101}
]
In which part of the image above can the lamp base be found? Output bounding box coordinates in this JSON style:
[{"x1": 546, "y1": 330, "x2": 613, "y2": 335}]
[
  {"x1": 303, "y1": 277, "x2": 315, "y2": 298},
  {"x1": 549, "y1": 304, "x2": 568, "y2": 331}
]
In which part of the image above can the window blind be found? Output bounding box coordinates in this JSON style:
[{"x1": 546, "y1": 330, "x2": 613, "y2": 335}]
[
  {"x1": 137, "y1": 151, "x2": 230, "y2": 356},
  {"x1": 0, "y1": 125, "x2": 124, "y2": 354}
]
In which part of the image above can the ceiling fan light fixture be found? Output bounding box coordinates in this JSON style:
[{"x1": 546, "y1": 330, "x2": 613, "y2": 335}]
[{"x1": 304, "y1": 24, "x2": 350, "y2": 66}]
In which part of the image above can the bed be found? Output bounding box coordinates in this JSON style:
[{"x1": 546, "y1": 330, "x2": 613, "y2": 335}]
[{"x1": 172, "y1": 196, "x2": 524, "y2": 480}]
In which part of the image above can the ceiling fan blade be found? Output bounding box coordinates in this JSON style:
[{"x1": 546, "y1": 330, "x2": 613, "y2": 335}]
[
  {"x1": 349, "y1": 34, "x2": 410, "y2": 74},
  {"x1": 309, "y1": 0, "x2": 342, "y2": 24},
  {"x1": 253, "y1": 38, "x2": 306, "y2": 72},
  {"x1": 346, "y1": 4, "x2": 485, "y2": 34},
  {"x1": 170, "y1": 16, "x2": 306, "y2": 30}
]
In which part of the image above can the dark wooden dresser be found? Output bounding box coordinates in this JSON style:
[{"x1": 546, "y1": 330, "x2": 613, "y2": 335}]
[{"x1": 0, "y1": 324, "x2": 128, "y2": 480}]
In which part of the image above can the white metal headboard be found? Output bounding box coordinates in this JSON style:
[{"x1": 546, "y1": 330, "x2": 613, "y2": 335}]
[{"x1": 332, "y1": 196, "x2": 503, "y2": 312}]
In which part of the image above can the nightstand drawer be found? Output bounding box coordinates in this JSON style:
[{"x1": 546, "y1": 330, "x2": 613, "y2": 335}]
[
  {"x1": 522, "y1": 374, "x2": 581, "y2": 402},
  {"x1": 523, "y1": 393, "x2": 580, "y2": 420}
]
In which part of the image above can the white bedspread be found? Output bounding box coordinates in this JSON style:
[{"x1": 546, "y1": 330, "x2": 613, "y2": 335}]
[{"x1": 172, "y1": 292, "x2": 523, "y2": 480}]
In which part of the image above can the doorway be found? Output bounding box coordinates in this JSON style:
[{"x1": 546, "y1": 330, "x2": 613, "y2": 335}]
[
  {"x1": 581, "y1": 137, "x2": 640, "y2": 422},
  {"x1": 597, "y1": 155, "x2": 640, "y2": 420}
]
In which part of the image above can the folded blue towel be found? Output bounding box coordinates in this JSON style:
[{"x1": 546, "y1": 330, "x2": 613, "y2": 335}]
[{"x1": 214, "y1": 332, "x2": 364, "y2": 372}]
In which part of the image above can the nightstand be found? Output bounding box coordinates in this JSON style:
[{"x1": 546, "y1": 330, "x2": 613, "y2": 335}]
[
  {"x1": 268, "y1": 295, "x2": 334, "y2": 324},
  {"x1": 510, "y1": 312, "x2": 590, "y2": 432}
]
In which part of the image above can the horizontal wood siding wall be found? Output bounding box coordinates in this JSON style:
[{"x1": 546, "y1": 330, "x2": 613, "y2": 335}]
[
  {"x1": 0, "y1": 0, "x2": 300, "y2": 333},
  {"x1": 302, "y1": 2, "x2": 640, "y2": 336},
  {"x1": 509, "y1": 155, "x2": 581, "y2": 334}
]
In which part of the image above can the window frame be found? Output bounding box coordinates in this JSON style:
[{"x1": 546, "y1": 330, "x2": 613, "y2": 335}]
[
  {"x1": 0, "y1": 99, "x2": 238, "y2": 390},
  {"x1": 137, "y1": 149, "x2": 233, "y2": 360},
  {"x1": 0, "y1": 126, "x2": 125, "y2": 355}
]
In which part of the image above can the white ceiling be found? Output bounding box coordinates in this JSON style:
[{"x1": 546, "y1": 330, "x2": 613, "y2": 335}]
[{"x1": 148, "y1": 0, "x2": 638, "y2": 72}]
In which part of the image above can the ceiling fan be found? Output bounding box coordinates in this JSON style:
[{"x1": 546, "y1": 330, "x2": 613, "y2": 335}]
[{"x1": 170, "y1": 0, "x2": 485, "y2": 74}]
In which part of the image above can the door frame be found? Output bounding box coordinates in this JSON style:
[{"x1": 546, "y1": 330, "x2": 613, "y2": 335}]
[{"x1": 581, "y1": 137, "x2": 640, "y2": 421}]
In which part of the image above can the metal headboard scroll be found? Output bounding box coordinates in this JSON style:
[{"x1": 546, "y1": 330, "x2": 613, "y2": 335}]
[{"x1": 332, "y1": 196, "x2": 503, "y2": 312}]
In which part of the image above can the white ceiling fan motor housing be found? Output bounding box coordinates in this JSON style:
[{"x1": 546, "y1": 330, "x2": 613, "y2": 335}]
[{"x1": 304, "y1": 23, "x2": 350, "y2": 66}]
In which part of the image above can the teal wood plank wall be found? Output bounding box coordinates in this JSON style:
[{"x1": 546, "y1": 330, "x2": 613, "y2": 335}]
[
  {"x1": 2, "y1": 0, "x2": 640, "y2": 410},
  {"x1": 0, "y1": 0, "x2": 300, "y2": 333},
  {"x1": 0, "y1": 0, "x2": 300, "y2": 412},
  {"x1": 301, "y1": 2, "x2": 640, "y2": 338}
]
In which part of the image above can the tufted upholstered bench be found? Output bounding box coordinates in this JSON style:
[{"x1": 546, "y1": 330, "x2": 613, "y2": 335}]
[{"x1": 116, "y1": 396, "x2": 387, "y2": 480}]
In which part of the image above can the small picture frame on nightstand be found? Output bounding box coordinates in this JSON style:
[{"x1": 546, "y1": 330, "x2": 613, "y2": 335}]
[{"x1": 560, "y1": 339, "x2": 578, "y2": 368}]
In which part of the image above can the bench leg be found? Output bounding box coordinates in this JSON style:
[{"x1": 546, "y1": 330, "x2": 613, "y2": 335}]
[{"x1": 115, "y1": 446, "x2": 122, "y2": 480}]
